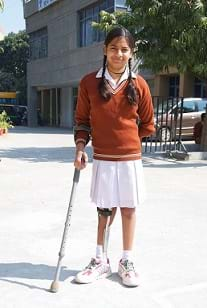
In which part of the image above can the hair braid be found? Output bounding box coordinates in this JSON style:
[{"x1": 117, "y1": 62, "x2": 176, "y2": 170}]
[
  {"x1": 125, "y1": 58, "x2": 138, "y2": 105},
  {"x1": 98, "y1": 55, "x2": 111, "y2": 101}
]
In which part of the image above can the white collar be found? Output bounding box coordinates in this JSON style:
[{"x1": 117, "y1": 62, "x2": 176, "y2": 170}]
[
  {"x1": 96, "y1": 67, "x2": 136, "y2": 89},
  {"x1": 96, "y1": 66, "x2": 136, "y2": 80}
]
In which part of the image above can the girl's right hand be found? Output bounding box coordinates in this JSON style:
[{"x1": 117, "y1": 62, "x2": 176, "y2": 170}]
[{"x1": 74, "y1": 150, "x2": 88, "y2": 170}]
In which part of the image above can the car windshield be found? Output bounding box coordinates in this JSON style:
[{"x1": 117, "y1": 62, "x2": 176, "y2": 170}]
[{"x1": 154, "y1": 98, "x2": 178, "y2": 114}]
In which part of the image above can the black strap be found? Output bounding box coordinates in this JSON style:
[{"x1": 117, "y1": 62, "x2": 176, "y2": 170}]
[{"x1": 97, "y1": 207, "x2": 112, "y2": 217}]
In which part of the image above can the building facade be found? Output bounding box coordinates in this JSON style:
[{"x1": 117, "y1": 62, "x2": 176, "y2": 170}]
[
  {"x1": 24, "y1": 0, "x2": 130, "y2": 128},
  {"x1": 24, "y1": 0, "x2": 206, "y2": 128}
]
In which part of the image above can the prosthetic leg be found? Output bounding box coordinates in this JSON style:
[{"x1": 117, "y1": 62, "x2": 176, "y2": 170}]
[{"x1": 97, "y1": 208, "x2": 112, "y2": 261}]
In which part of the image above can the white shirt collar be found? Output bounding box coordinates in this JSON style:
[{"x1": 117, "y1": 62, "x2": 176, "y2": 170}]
[{"x1": 96, "y1": 66, "x2": 136, "y2": 89}]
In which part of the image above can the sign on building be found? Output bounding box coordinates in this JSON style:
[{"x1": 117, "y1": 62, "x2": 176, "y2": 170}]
[{"x1": 38, "y1": 0, "x2": 58, "y2": 11}]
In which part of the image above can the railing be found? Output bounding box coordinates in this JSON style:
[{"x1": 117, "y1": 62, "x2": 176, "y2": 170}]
[{"x1": 142, "y1": 97, "x2": 186, "y2": 154}]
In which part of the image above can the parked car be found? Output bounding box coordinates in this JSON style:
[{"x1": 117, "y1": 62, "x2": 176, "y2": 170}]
[
  {"x1": 154, "y1": 97, "x2": 207, "y2": 142},
  {"x1": 0, "y1": 104, "x2": 27, "y2": 126}
]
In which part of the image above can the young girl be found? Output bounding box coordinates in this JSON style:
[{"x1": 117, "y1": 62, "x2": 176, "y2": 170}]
[{"x1": 74, "y1": 26, "x2": 155, "y2": 287}]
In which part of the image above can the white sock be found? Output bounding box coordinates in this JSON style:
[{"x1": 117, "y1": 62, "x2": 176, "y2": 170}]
[
  {"x1": 122, "y1": 250, "x2": 133, "y2": 262},
  {"x1": 96, "y1": 245, "x2": 103, "y2": 260}
]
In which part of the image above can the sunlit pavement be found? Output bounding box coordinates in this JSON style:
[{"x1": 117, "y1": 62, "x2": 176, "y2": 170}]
[{"x1": 0, "y1": 126, "x2": 207, "y2": 308}]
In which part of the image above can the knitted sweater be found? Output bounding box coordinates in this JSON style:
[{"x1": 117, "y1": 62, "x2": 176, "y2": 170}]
[{"x1": 75, "y1": 71, "x2": 155, "y2": 161}]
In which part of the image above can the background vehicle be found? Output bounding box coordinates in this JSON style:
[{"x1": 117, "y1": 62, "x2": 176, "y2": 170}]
[
  {"x1": 0, "y1": 104, "x2": 27, "y2": 126},
  {"x1": 154, "y1": 98, "x2": 207, "y2": 142}
]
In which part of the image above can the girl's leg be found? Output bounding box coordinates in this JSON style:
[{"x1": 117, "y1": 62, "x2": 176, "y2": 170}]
[
  {"x1": 97, "y1": 207, "x2": 117, "y2": 245},
  {"x1": 75, "y1": 208, "x2": 116, "y2": 284},
  {"x1": 120, "y1": 207, "x2": 136, "y2": 251},
  {"x1": 118, "y1": 207, "x2": 139, "y2": 287}
]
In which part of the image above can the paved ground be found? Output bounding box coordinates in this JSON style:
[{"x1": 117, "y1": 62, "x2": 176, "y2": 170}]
[{"x1": 0, "y1": 126, "x2": 207, "y2": 308}]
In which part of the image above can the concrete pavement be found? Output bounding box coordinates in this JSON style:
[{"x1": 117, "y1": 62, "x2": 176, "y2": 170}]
[{"x1": 0, "y1": 126, "x2": 207, "y2": 308}]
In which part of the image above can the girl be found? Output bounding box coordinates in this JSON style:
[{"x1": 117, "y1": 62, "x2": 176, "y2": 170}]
[{"x1": 74, "y1": 26, "x2": 155, "y2": 287}]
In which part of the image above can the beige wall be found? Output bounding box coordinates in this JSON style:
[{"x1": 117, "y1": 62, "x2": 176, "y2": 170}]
[
  {"x1": 154, "y1": 71, "x2": 196, "y2": 98},
  {"x1": 154, "y1": 75, "x2": 169, "y2": 97},
  {"x1": 25, "y1": 0, "x2": 105, "y2": 126},
  {"x1": 179, "y1": 73, "x2": 194, "y2": 97}
]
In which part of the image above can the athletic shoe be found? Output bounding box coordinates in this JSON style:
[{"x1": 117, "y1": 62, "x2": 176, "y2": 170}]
[
  {"x1": 75, "y1": 257, "x2": 112, "y2": 284},
  {"x1": 118, "y1": 259, "x2": 139, "y2": 287}
]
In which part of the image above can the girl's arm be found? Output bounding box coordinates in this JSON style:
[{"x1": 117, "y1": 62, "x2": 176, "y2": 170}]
[
  {"x1": 137, "y1": 77, "x2": 155, "y2": 139},
  {"x1": 74, "y1": 78, "x2": 91, "y2": 170}
]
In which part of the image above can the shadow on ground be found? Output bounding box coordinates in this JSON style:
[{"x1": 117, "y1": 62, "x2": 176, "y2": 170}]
[
  {"x1": 142, "y1": 156, "x2": 207, "y2": 168},
  {"x1": 8, "y1": 126, "x2": 72, "y2": 135},
  {"x1": 0, "y1": 262, "x2": 78, "y2": 291},
  {"x1": 0, "y1": 146, "x2": 93, "y2": 163}
]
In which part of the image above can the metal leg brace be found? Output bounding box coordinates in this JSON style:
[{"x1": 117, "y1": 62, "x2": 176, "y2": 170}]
[{"x1": 97, "y1": 208, "x2": 112, "y2": 261}]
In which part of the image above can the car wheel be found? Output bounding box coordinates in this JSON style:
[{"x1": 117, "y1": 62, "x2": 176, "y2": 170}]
[{"x1": 158, "y1": 127, "x2": 171, "y2": 142}]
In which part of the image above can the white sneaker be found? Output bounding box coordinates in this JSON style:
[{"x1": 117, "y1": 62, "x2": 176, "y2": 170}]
[
  {"x1": 75, "y1": 258, "x2": 112, "y2": 284},
  {"x1": 118, "y1": 259, "x2": 139, "y2": 287}
]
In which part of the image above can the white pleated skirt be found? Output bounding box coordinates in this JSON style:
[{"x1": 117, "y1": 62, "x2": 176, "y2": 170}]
[{"x1": 90, "y1": 159, "x2": 146, "y2": 208}]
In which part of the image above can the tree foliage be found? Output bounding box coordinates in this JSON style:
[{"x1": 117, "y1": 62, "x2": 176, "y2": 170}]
[
  {"x1": 93, "y1": 1, "x2": 207, "y2": 80},
  {"x1": 0, "y1": 0, "x2": 4, "y2": 11},
  {"x1": 0, "y1": 30, "x2": 29, "y2": 104}
]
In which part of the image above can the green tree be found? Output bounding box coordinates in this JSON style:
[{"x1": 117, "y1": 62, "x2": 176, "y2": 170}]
[
  {"x1": 0, "y1": 30, "x2": 29, "y2": 104},
  {"x1": 0, "y1": 71, "x2": 15, "y2": 91},
  {"x1": 93, "y1": 1, "x2": 207, "y2": 80},
  {"x1": 0, "y1": 0, "x2": 4, "y2": 11}
]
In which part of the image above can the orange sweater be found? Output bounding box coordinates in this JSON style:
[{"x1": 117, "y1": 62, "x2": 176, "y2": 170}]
[{"x1": 75, "y1": 71, "x2": 155, "y2": 161}]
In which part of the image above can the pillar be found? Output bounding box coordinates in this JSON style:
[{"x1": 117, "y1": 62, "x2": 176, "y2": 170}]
[{"x1": 28, "y1": 86, "x2": 38, "y2": 127}]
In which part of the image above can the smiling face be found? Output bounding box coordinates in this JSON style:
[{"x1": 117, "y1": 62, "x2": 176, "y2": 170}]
[{"x1": 104, "y1": 36, "x2": 133, "y2": 73}]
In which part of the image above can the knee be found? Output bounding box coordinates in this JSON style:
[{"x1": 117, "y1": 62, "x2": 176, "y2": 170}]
[
  {"x1": 120, "y1": 207, "x2": 135, "y2": 219},
  {"x1": 97, "y1": 208, "x2": 116, "y2": 226}
]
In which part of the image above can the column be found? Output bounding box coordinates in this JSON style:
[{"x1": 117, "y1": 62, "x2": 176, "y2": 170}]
[{"x1": 28, "y1": 86, "x2": 38, "y2": 127}]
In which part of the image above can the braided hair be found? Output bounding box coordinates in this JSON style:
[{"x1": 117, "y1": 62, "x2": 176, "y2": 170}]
[
  {"x1": 99, "y1": 26, "x2": 138, "y2": 105},
  {"x1": 98, "y1": 55, "x2": 111, "y2": 101},
  {"x1": 125, "y1": 58, "x2": 138, "y2": 105}
]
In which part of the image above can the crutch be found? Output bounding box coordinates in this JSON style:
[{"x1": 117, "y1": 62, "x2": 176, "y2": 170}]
[
  {"x1": 50, "y1": 168, "x2": 80, "y2": 293},
  {"x1": 97, "y1": 208, "x2": 112, "y2": 261}
]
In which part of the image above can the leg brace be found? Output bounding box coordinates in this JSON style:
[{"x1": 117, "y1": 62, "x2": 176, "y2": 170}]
[{"x1": 97, "y1": 208, "x2": 112, "y2": 260}]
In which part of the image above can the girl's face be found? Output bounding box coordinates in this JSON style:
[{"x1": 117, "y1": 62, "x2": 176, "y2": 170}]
[{"x1": 104, "y1": 37, "x2": 133, "y2": 72}]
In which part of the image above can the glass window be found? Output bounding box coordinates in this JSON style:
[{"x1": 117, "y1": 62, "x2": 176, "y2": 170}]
[
  {"x1": 79, "y1": 0, "x2": 115, "y2": 47},
  {"x1": 182, "y1": 101, "x2": 196, "y2": 113},
  {"x1": 197, "y1": 100, "x2": 207, "y2": 112},
  {"x1": 100, "y1": 0, "x2": 107, "y2": 11},
  {"x1": 115, "y1": 0, "x2": 127, "y2": 7},
  {"x1": 29, "y1": 27, "x2": 48, "y2": 61},
  {"x1": 169, "y1": 76, "x2": 179, "y2": 98},
  {"x1": 194, "y1": 77, "x2": 206, "y2": 98},
  {"x1": 85, "y1": 18, "x2": 93, "y2": 46}
]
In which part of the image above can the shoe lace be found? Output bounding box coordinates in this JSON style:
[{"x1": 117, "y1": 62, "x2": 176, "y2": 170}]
[
  {"x1": 85, "y1": 258, "x2": 98, "y2": 270},
  {"x1": 122, "y1": 260, "x2": 135, "y2": 272}
]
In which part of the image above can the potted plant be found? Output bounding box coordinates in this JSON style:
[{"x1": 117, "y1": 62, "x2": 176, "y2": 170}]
[{"x1": 0, "y1": 110, "x2": 13, "y2": 134}]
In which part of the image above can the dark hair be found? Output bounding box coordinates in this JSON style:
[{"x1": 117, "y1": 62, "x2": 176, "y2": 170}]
[{"x1": 98, "y1": 26, "x2": 138, "y2": 105}]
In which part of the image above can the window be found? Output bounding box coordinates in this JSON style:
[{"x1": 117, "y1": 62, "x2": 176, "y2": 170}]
[
  {"x1": 194, "y1": 78, "x2": 206, "y2": 98},
  {"x1": 197, "y1": 100, "x2": 207, "y2": 112},
  {"x1": 29, "y1": 27, "x2": 48, "y2": 60},
  {"x1": 182, "y1": 101, "x2": 196, "y2": 113},
  {"x1": 169, "y1": 76, "x2": 179, "y2": 98},
  {"x1": 115, "y1": 0, "x2": 127, "y2": 8},
  {"x1": 79, "y1": 0, "x2": 114, "y2": 47}
]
